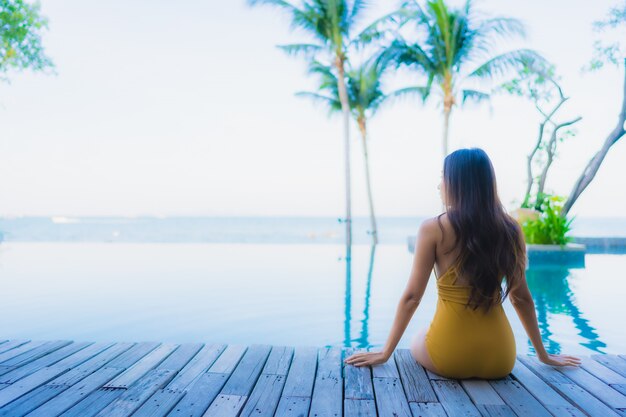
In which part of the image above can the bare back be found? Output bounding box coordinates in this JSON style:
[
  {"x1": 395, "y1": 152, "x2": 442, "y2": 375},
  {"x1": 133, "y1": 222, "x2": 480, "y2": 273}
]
[{"x1": 433, "y1": 213, "x2": 469, "y2": 285}]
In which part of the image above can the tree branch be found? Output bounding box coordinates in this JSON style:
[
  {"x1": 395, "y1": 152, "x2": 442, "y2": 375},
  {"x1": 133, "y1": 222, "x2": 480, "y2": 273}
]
[
  {"x1": 535, "y1": 116, "x2": 582, "y2": 205},
  {"x1": 562, "y1": 58, "x2": 626, "y2": 216}
]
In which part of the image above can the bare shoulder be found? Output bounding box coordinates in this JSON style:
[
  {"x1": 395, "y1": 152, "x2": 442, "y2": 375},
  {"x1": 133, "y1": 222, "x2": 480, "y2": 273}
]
[{"x1": 417, "y1": 215, "x2": 444, "y2": 243}]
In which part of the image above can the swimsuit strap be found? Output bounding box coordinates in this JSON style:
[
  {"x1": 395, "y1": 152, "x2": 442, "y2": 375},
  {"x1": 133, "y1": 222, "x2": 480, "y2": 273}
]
[{"x1": 435, "y1": 257, "x2": 462, "y2": 280}]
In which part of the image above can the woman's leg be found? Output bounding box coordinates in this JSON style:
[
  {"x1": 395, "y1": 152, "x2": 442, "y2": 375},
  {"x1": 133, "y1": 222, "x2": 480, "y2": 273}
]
[{"x1": 410, "y1": 327, "x2": 439, "y2": 374}]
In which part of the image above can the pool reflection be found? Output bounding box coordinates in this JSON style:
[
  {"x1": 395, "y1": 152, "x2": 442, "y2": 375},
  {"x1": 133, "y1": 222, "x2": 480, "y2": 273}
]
[
  {"x1": 343, "y1": 244, "x2": 376, "y2": 348},
  {"x1": 526, "y1": 266, "x2": 606, "y2": 354}
]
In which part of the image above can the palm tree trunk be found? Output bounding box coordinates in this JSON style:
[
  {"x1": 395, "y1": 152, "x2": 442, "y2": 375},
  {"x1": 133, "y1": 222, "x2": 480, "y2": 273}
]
[
  {"x1": 358, "y1": 117, "x2": 378, "y2": 245},
  {"x1": 336, "y1": 56, "x2": 352, "y2": 255},
  {"x1": 441, "y1": 74, "x2": 454, "y2": 158},
  {"x1": 442, "y1": 107, "x2": 451, "y2": 158}
]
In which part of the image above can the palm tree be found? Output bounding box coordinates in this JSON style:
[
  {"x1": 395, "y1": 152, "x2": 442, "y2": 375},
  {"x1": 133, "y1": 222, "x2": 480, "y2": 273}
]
[
  {"x1": 248, "y1": 0, "x2": 371, "y2": 253},
  {"x1": 297, "y1": 58, "x2": 396, "y2": 244},
  {"x1": 381, "y1": 0, "x2": 546, "y2": 157}
]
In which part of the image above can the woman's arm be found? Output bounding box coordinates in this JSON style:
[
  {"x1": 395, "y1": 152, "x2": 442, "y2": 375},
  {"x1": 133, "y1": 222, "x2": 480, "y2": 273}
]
[
  {"x1": 509, "y1": 234, "x2": 581, "y2": 367},
  {"x1": 344, "y1": 218, "x2": 438, "y2": 367}
]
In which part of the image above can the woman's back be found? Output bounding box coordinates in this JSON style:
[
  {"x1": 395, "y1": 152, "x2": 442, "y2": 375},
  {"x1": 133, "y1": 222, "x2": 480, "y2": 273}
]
[
  {"x1": 426, "y1": 257, "x2": 516, "y2": 379},
  {"x1": 425, "y1": 213, "x2": 517, "y2": 379}
]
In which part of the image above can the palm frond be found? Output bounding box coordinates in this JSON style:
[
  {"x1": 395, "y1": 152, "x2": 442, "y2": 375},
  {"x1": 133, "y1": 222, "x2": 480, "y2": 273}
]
[
  {"x1": 247, "y1": 0, "x2": 294, "y2": 7},
  {"x1": 348, "y1": 0, "x2": 368, "y2": 26},
  {"x1": 351, "y1": 10, "x2": 402, "y2": 48},
  {"x1": 477, "y1": 17, "x2": 527, "y2": 39},
  {"x1": 248, "y1": 0, "x2": 319, "y2": 34},
  {"x1": 468, "y1": 49, "x2": 547, "y2": 80},
  {"x1": 295, "y1": 91, "x2": 342, "y2": 113},
  {"x1": 381, "y1": 39, "x2": 436, "y2": 74},
  {"x1": 388, "y1": 86, "x2": 431, "y2": 103},
  {"x1": 427, "y1": 0, "x2": 454, "y2": 66},
  {"x1": 462, "y1": 89, "x2": 490, "y2": 104},
  {"x1": 306, "y1": 59, "x2": 337, "y2": 79},
  {"x1": 277, "y1": 43, "x2": 323, "y2": 58}
]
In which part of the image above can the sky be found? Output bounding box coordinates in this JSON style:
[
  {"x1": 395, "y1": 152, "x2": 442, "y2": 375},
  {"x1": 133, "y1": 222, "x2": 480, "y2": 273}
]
[{"x1": 0, "y1": 0, "x2": 624, "y2": 218}]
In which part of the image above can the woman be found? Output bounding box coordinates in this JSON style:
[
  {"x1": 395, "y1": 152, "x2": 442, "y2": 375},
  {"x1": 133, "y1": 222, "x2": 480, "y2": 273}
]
[{"x1": 344, "y1": 148, "x2": 581, "y2": 379}]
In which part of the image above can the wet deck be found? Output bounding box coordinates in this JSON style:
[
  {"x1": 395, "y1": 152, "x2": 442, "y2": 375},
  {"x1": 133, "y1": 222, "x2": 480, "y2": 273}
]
[{"x1": 0, "y1": 338, "x2": 624, "y2": 416}]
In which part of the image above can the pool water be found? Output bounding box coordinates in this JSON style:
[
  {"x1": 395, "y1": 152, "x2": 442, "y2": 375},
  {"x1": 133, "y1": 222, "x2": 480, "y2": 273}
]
[{"x1": 0, "y1": 242, "x2": 624, "y2": 355}]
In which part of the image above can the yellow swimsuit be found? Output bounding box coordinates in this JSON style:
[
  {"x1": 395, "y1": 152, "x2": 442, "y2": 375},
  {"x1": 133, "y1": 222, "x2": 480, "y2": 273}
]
[{"x1": 424, "y1": 265, "x2": 516, "y2": 379}]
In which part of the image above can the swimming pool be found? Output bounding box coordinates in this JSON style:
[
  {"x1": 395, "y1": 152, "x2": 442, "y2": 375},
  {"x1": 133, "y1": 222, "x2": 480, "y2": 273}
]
[{"x1": 0, "y1": 242, "x2": 623, "y2": 355}]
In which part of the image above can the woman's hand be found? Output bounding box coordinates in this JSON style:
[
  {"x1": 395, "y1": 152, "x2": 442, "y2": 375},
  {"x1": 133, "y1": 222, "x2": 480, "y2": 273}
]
[
  {"x1": 538, "y1": 353, "x2": 582, "y2": 367},
  {"x1": 344, "y1": 351, "x2": 389, "y2": 367}
]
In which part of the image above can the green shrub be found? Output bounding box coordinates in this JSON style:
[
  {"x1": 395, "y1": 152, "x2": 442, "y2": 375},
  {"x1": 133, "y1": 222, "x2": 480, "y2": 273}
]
[{"x1": 521, "y1": 195, "x2": 574, "y2": 245}]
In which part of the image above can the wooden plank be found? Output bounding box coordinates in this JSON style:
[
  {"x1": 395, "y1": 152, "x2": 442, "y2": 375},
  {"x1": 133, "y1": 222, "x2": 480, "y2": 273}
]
[
  {"x1": 47, "y1": 342, "x2": 131, "y2": 387},
  {"x1": 592, "y1": 355, "x2": 626, "y2": 378},
  {"x1": 0, "y1": 385, "x2": 66, "y2": 417},
  {"x1": 261, "y1": 346, "x2": 294, "y2": 376},
  {"x1": 64, "y1": 344, "x2": 195, "y2": 415},
  {"x1": 274, "y1": 346, "x2": 317, "y2": 417},
  {"x1": 371, "y1": 352, "x2": 399, "y2": 379},
  {"x1": 46, "y1": 344, "x2": 153, "y2": 416},
  {"x1": 461, "y1": 379, "x2": 516, "y2": 416},
  {"x1": 408, "y1": 402, "x2": 448, "y2": 417},
  {"x1": 239, "y1": 374, "x2": 286, "y2": 417},
  {"x1": 168, "y1": 345, "x2": 246, "y2": 417},
  {"x1": 545, "y1": 356, "x2": 626, "y2": 410},
  {"x1": 94, "y1": 369, "x2": 176, "y2": 417},
  {"x1": 208, "y1": 345, "x2": 248, "y2": 374},
  {"x1": 395, "y1": 349, "x2": 437, "y2": 403},
  {"x1": 510, "y1": 358, "x2": 584, "y2": 417},
  {"x1": 0, "y1": 340, "x2": 71, "y2": 369},
  {"x1": 581, "y1": 356, "x2": 626, "y2": 395},
  {"x1": 129, "y1": 345, "x2": 229, "y2": 417},
  {"x1": 518, "y1": 355, "x2": 620, "y2": 417},
  {"x1": 127, "y1": 343, "x2": 209, "y2": 417},
  {"x1": 156, "y1": 343, "x2": 203, "y2": 372},
  {"x1": 168, "y1": 372, "x2": 230, "y2": 417},
  {"x1": 489, "y1": 375, "x2": 560, "y2": 417},
  {"x1": 219, "y1": 344, "x2": 271, "y2": 396},
  {"x1": 309, "y1": 347, "x2": 342, "y2": 417},
  {"x1": 25, "y1": 366, "x2": 125, "y2": 417},
  {"x1": 0, "y1": 365, "x2": 70, "y2": 408},
  {"x1": 427, "y1": 369, "x2": 452, "y2": 381},
  {"x1": 431, "y1": 380, "x2": 481, "y2": 417},
  {"x1": 105, "y1": 342, "x2": 160, "y2": 369},
  {"x1": 166, "y1": 343, "x2": 226, "y2": 391},
  {"x1": 237, "y1": 346, "x2": 294, "y2": 417},
  {"x1": 59, "y1": 388, "x2": 125, "y2": 417},
  {"x1": 274, "y1": 396, "x2": 310, "y2": 417},
  {"x1": 372, "y1": 376, "x2": 412, "y2": 417},
  {"x1": 344, "y1": 398, "x2": 376, "y2": 417},
  {"x1": 0, "y1": 342, "x2": 91, "y2": 383},
  {"x1": 0, "y1": 343, "x2": 124, "y2": 416},
  {"x1": 203, "y1": 345, "x2": 272, "y2": 416},
  {"x1": 103, "y1": 343, "x2": 178, "y2": 388},
  {"x1": 203, "y1": 394, "x2": 247, "y2": 417},
  {"x1": 557, "y1": 382, "x2": 623, "y2": 417},
  {"x1": 344, "y1": 348, "x2": 374, "y2": 401},
  {"x1": 279, "y1": 346, "x2": 317, "y2": 398},
  {"x1": 131, "y1": 388, "x2": 185, "y2": 417},
  {"x1": 0, "y1": 340, "x2": 30, "y2": 355},
  {"x1": 371, "y1": 352, "x2": 412, "y2": 417},
  {"x1": 0, "y1": 341, "x2": 47, "y2": 364}
]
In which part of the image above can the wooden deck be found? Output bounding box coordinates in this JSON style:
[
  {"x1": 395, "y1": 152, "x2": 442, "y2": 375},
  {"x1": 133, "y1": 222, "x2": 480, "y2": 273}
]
[{"x1": 0, "y1": 339, "x2": 625, "y2": 416}]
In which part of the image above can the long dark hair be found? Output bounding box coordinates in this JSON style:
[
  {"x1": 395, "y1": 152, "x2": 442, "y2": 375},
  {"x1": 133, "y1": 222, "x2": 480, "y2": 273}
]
[{"x1": 440, "y1": 148, "x2": 525, "y2": 313}]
